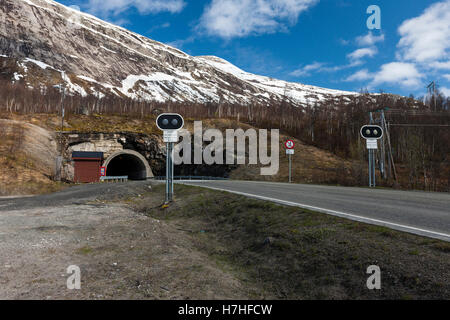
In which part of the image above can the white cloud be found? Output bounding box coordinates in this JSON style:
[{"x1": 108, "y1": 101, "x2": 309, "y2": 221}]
[
  {"x1": 356, "y1": 32, "x2": 384, "y2": 46},
  {"x1": 347, "y1": 47, "x2": 377, "y2": 61},
  {"x1": 68, "y1": 5, "x2": 81, "y2": 11},
  {"x1": 290, "y1": 62, "x2": 325, "y2": 77},
  {"x1": 290, "y1": 61, "x2": 354, "y2": 77},
  {"x1": 440, "y1": 87, "x2": 450, "y2": 97},
  {"x1": 148, "y1": 22, "x2": 171, "y2": 33},
  {"x1": 342, "y1": 2, "x2": 449, "y2": 90},
  {"x1": 85, "y1": 0, "x2": 186, "y2": 16},
  {"x1": 371, "y1": 62, "x2": 423, "y2": 88},
  {"x1": 342, "y1": 32, "x2": 383, "y2": 68},
  {"x1": 397, "y1": 0, "x2": 450, "y2": 63},
  {"x1": 291, "y1": 57, "x2": 370, "y2": 78},
  {"x1": 430, "y1": 61, "x2": 450, "y2": 71},
  {"x1": 345, "y1": 69, "x2": 372, "y2": 82},
  {"x1": 110, "y1": 18, "x2": 130, "y2": 26},
  {"x1": 366, "y1": 1, "x2": 450, "y2": 91},
  {"x1": 444, "y1": 74, "x2": 450, "y2": 81},
  {"x1": 166, "y1": 36, "x2": 195, "y2": 50},
  {"x1": 198, "y1": 0, "x2": 319, "y2": 38}
]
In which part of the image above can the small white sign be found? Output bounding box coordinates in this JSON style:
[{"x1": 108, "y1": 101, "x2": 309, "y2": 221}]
[
  {"x1": 163, "y1": 130, "x2": 179, "y2": 143},
  {"x1": 367, "y1": 139, "x2": 378, "y2": 149},
  {"x1": 286, "y1": 149, "x2": 295, "y2": 155}
]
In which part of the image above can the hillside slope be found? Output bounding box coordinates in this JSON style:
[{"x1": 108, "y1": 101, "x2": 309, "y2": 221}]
[
  {"x1": 0, "y1": 113, "x2": 360, "y2": 195},
  {"x1": 0, "y1": 118, "x2": 60, "y2": 195}
]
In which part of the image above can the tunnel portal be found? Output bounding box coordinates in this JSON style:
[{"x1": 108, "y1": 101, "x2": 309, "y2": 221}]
[{"x1": 104, "y1": 150, "x2": 153, "y2": 180}]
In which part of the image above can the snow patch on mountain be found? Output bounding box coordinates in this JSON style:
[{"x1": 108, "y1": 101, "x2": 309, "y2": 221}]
[
  {"x1": 23, "y1": 58, "x2": 53, "y2": 70},
  {"x1": 0, "y1": 0, "x2": 361, "y2": 107}
]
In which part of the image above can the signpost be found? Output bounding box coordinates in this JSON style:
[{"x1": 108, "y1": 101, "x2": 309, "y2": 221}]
[
  {"x1": 285, "y1": 140, "x2": 295, "y2": 183},
  {"x1": 360, "y1": 125, "x2": 383, "y2": 188},
  {"x1": 156, "y1": 113, "x2": 184, "y2": 203},
  {"x1": 100, "y1": 166, "x2": 106, "y2": 177}
]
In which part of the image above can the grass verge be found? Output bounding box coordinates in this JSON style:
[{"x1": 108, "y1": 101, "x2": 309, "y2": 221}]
[{"x1": 132, "y1": 184, "x2": 450, "y2": 300}]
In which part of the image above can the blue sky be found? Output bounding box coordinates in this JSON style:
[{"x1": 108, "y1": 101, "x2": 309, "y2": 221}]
[{"x1": 56, "y1": 0, "x2": 450, "y2": 97}]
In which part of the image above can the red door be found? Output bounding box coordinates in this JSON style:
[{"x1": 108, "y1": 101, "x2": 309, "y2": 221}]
[{"x1": 74, "y1": 160, "x2": 101, "y2": 183}]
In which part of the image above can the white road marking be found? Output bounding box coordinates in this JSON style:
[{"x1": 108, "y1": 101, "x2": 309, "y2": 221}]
[
  {"x1": 0, "y1": 195, "x2": 34, "y2": 200},
  {"x1": 178, "y1": 182, "x2": 450, "y2": 242}
]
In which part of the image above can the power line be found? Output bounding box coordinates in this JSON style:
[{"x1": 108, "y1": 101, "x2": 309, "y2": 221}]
[
  {"x1": 386, "y1": 110, "x2": 449, "y2": 116},
  {"x1": 388, "y1": 124, "x2": 450, "y2": 127}
]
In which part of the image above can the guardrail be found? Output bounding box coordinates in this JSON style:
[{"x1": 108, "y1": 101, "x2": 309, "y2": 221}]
[
  {"x1": 153, "y1": 176, "x2": 229, "y2": 181},
  {"x1": 100, "y1": 176, "x2": 128, "y2": 183}
]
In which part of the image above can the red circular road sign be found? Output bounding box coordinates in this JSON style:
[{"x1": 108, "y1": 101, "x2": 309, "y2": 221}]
[{"x1": 285, "y1": 140, "x2": 295, "y2": 149}]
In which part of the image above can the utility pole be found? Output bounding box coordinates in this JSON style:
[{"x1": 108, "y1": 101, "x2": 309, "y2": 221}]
[
  {"x1": 383, "y1": 114, "x2": 397, "y2": 182},
  {"x1": 60, "y1": 84, "x2": 65, "y2": 181},
  {"x1": 378, "y1": 111, "x2": 386, "y2": 179},
  {"x1": 53, "y1": 83, "x2": 65, "y2": 182},
  {"x1": 61, "y1": 84, "x2": 65, "y2": 134},
  {"x1": 427, "y1": 81, "x2": 437, "y2": 111}
]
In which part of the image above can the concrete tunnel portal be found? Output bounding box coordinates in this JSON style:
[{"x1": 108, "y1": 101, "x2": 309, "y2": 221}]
[{"x1": 103, "y1": 150, "x2": 154, "y2": 180}]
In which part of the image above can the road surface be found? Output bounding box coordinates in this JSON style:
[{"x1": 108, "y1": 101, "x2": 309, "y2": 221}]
[
  {"x1": 178, "y1": 180, "x2": 450, "y2": 242},
  {"x1": 0, "y1": 181, "x2": 248, "y2": 299}
]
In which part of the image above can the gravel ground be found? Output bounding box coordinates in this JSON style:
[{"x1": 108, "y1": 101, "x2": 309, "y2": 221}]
[{"x1": 0, "y1": 181, "x2": 249, "y2": 299}]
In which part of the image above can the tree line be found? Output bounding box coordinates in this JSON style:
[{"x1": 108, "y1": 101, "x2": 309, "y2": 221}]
[{"x1": 0, "y1": 79, "x2": 449, "y2": 191}]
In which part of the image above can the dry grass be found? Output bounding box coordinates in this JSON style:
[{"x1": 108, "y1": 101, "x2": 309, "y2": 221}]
[
  {"x1": 0, "y1": 112, "x2": 160, "y2": 134},
  {"x1": 0, "y1": 119, "x2": 65, "y2": 196},
  {"x1": 0, "y1": 155, "x2": 65, "y2": 196},
  {"x1": 133, "y1": 184, "x2": 450, "y2": 300},
  {"x1": 230, "y1": 134, "x2": 358, "y2": 185},
  {"x1": 0, "y1": 112, "x2": 430, "y2": 191}
]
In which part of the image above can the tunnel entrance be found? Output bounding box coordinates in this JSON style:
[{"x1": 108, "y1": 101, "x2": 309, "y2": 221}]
[{"x1": 104, "y1": 150, "x2": 153, "y2": 180}]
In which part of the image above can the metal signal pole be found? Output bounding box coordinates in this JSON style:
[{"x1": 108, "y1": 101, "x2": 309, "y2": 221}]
[
  {"x1": 361, "y1": 124, "x2": 383, "y2": 188},
  {"x1": 368, "y1": 149, "x2": 376, "y2": 187},
  {"x1": 165, "y1": 142, "x2": 170, "y2": 203},
  {"x1": 369, "y1": 113, "x2": 374, "y2": 187},
  {"x1": 370, "y1": 150, "x2": 373, "y2": 187},
  {"x1": 285, "y1": 140, "x2": 295, "y2": 183},
  {"x1": 165, "y1": 142, "x2": 174, "y2": 203},
  {"x1": 370, "y1": 149, "x2": 376, "y2": 187},
  {"x1": 289, "y1": 153, "x2": 292, "y2": 183},
  {"x1": 171, "y1": 143, "x2": 174, "y2": 196},
  {"x1": 157, "y1": 114, "x2": 184, "y2": 204}
]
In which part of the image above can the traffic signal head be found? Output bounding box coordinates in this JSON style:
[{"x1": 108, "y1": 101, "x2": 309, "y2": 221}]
[
  {"x1": 156, "y1": 113, "x2": 184, "y2": 131},
  {"x1": 360, "y1": 125, "x2": 383, "y2": 139}
]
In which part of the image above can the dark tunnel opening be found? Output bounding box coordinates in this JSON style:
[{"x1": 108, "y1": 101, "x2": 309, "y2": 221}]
[{"x1": 106, "y1": 154, "x2": 147, "y2": 180}]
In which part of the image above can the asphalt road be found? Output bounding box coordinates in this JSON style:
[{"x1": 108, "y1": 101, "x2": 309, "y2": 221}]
[
  {"x1": 178, "y1": 180, "x2": 450, "y2": 242},
  {"x1": 0, "y1": 181, "x2": 153, "y2": 212}
]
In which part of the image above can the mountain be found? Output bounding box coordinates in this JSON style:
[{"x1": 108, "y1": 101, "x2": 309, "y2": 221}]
[{"x1": 0, "y1": 0, "x2": 359, "y2": 107}]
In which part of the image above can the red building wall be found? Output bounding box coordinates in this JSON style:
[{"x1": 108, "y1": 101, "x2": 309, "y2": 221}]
[{"x1": 74, "y1": 159, "x2": 101, "y2": 183}]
